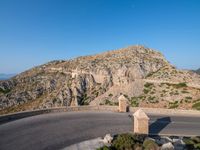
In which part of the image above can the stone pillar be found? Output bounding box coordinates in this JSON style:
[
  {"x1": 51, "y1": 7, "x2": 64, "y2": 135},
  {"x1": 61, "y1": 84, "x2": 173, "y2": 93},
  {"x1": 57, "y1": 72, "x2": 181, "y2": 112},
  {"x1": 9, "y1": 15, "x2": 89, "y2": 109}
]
[
  {"x1": 133, "y1": 109, "x2": 149, "y2": 134},
  {"x1": 118, "y1": 95, "x2": 128, "y2": 112}
]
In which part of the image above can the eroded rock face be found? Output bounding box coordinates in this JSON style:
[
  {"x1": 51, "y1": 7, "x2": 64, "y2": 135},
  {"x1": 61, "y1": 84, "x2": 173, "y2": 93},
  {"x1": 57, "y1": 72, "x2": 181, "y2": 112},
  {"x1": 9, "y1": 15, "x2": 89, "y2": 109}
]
[{"x1": 0, "y1": 45, "x2": 199, "y2": 114}]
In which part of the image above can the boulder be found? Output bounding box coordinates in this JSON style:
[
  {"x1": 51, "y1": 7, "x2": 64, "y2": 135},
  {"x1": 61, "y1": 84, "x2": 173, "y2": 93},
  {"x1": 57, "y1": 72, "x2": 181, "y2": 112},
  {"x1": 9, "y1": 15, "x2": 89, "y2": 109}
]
[
  {"x1": 161, "y1": 142, "x2": 174, "y2": 150},
  {"x1": 103, "y1": 134, "x2": 113, "y2": 144}
]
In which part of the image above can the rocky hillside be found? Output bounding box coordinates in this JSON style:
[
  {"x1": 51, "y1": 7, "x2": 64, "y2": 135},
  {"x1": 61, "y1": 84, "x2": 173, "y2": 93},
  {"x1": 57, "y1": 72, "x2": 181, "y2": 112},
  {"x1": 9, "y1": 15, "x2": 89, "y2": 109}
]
[{"x1": 1, "y1": 45, "x2": 200, "y2": 114}]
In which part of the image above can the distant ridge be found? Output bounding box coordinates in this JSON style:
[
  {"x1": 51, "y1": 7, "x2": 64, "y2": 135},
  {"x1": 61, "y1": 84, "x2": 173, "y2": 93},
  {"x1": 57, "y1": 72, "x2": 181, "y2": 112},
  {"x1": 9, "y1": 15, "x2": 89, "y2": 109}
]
[
  {"x1": 0, "y1": 74, "x2": 16, "y2": 80},
  {"x1": 193, "y1": 68, "x2": 200, "y2": 75}
]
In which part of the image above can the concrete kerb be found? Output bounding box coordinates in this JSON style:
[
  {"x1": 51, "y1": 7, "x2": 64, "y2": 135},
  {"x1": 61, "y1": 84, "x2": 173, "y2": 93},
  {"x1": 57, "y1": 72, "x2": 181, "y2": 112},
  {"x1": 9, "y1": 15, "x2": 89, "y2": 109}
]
[{"x1": 0, "y1": 106, "x2": 200, "y2": 124}]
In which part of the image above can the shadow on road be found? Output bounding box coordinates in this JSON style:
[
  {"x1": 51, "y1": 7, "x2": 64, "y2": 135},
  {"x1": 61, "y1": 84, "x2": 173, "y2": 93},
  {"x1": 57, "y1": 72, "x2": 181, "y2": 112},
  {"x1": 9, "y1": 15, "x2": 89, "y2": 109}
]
[{"x1": 149, "y1": 117, "x2": 171, "y2": 135}]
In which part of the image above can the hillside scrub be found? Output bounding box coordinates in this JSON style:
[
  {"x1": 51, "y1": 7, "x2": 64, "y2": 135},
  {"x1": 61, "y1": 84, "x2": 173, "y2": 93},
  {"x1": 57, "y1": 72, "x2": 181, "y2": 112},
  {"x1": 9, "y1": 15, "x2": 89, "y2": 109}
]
[
  {"x1": 97, "y1": 133, "x2": 200, "y2": 150},
  {"x1": 192, "y1": 101, "x2": 200, "y2": 110},
  {"x1": 0, "y1": 87, "x2": 11, "y2": 94}
]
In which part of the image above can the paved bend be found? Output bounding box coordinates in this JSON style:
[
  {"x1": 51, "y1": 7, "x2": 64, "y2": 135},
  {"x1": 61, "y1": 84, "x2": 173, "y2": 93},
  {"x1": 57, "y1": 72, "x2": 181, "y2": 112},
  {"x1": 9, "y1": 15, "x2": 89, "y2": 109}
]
[{"x1": 0, "y1": 111, "x2": 200, "y2": 150}]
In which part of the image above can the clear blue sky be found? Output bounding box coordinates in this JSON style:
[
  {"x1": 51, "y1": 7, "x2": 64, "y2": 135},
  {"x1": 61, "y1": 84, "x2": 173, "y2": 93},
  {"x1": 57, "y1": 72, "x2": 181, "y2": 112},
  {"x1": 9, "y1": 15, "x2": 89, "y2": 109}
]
[{"x1": 0, "y1": 0, "x2": 200, "y2": 73}]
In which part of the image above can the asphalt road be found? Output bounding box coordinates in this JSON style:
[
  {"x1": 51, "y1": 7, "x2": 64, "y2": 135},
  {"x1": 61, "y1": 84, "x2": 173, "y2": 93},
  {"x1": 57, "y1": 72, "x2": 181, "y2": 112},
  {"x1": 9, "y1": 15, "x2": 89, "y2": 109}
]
[{"x1": 0, "y1": 111, "x2": 200, "y2": 150}]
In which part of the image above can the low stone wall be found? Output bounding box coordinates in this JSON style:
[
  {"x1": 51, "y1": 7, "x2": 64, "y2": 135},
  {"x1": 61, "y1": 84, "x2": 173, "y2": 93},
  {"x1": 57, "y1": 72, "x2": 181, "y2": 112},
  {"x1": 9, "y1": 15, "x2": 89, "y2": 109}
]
[
  {"x1": 0, "y1": 106, "x2": 118, "y2": 124},
  {"x1": 0, "y1": 106, "x2": 200, "y2": 124},
  {"x1": 129, "y1": 107, "x2": 200, "y2": 116}
]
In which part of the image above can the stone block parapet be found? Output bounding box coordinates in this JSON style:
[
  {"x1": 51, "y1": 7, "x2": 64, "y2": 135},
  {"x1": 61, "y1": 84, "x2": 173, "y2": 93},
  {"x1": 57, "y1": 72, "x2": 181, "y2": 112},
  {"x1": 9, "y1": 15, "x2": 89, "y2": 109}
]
[{"x1": 1, "y1": 106, "x2": 200, "y2": 124}]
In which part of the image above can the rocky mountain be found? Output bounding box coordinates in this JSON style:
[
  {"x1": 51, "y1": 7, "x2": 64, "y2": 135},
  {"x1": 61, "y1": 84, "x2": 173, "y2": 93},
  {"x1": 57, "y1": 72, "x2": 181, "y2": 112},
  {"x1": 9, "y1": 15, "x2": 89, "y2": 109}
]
[{"x1": 1, "y1": 45, "x2": 200, "y2": 114}]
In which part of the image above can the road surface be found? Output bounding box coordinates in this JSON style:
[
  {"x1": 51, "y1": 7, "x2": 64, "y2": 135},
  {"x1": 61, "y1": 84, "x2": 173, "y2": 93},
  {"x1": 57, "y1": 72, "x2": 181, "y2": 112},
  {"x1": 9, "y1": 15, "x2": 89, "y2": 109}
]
[{"x1": 0, "y1": 111, "x2": 200, "y2": 150}]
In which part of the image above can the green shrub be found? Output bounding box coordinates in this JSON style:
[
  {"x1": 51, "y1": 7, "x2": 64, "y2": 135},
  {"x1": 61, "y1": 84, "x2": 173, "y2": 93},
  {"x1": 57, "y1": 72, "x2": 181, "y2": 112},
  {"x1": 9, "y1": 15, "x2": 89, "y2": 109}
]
[
  {"x1": 143, "y1": 139, "x2": 159, "y2": 150},
  {"x1": 112, "y1": 133, "x2": 136, "y2": 150},
  {"x1": 108, "y1": 93, "x2": 113, "y2": 97},
  {"x1": 124, "y1": 94, "x2": 129, "y2": 99},
  {"x1": 146, "y1": 72, "x2": 154, "y2": 77},
  {"x1": 183, "y1": 137, "x2": 200, "y2": 149},
  {"x1": 144, "y1": 89, "x2": 150, "y2": 94},
  {"x1": 111, "y1": 133, "x2": 144, "y2": 150},
  {"x1": 95, "y1": 91, "x2": 99, "y2": 97},
  {"x1": 82, "y1": 101, "x2": 89, "y2": 105},
  {"x1": 162, "y1": 90, "x2": 167, "y2": 93},
  {"x1": 193, "y1": 99, "x2": 200, "y2": 103},
  {"x1": 130, "y1": 97, "x2": 139, "y2": 107},
  {"x1": 168, "y1": 101, "x2": 179, "y2": 109},
  {"x1": 150, "y1": 91, "x2": 155, "y2": 94},
  {"x1": 191, "y1": 137, "x2": 200, "y2": 143},
  {"x1": 105, "y1": 99, "x2": 113, "y2": 105},
  {"x1": 52, "y1": 98, "x2": 57, "y2": 104},
  {"x1": 181, "y1": 90, "x2": 189, "y2": 94},
  {"x1": 144, "y1": 83, "x2": 153, "y2": 88},
  {"x1": 133, "y1": 143, "x2": 143, "y2": 150},
  {"x1": 185, "y1": 96, "x2": 192, "y2": 100},
  {"x1": 174, "y1": 92, "x2": 179, "y2": 95},
  {"x1": 0, "y1": 88, "x2": 11, "y2": 94},
  {"x1": 192, "y1": 102, "x2": 200, "y2": 110},
  {"x1": 195, "y1": 143, "x2": 200, "y2": 149},
  {"x1": 183, "y1": 137, "x2": 195, "y2": 149},
  {"x1": 175, "y1": 82, "x2": 187, "y2": 88},
  {"x1": 147, "y1": 96, "x2": 158, "y2": 103},
  {"x1": 114, "y1": 102, "x2": 119, "y2": 106},
  {"x1": 96, "y1": 146, "x2": 111, "y2": 150}
]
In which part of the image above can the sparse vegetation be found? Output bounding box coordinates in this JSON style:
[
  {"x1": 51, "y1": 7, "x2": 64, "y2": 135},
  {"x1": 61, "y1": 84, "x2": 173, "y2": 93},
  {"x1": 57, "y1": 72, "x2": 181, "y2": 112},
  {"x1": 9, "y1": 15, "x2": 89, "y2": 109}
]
[
  {"x1": 168, "y1": 101, "x2": 179, "y2": 109},
  {"x1": 112, "y1": 133, "x2": 136, "y2": 150},
  {"x1": 185, "y1": 96, "x2": 192, "y2": 100},
  {"x1": 98, "y1": 134, "x2": 200, "y2": 150},
  {"x1": 175, "y1": 82, "x2": 187, "y2": 88},
  {"x1": 130, "y1": 97, "x2": 140, "y2": 107},
  {"x1": 97, "y1": 146, "x2": 110, "y2": 150},
  {"x1": 143, "y1": 89, "x2": 150, "y2": 94},
  {"x1": 143, "y1": 83, "x2": 154, "y2": 95},
  {"x1": 103, "y1": 99, "x2": 118, "y2": 106},
  {"x1": 108, "y1": 93, "x2": 113, "y2": 97},
  {"x1": 147, "y1": 96, "x2": 158, "y2": 103},
  {"x1": 124, "y1": 94, "x2": 129, "y2": 100},
  {"x1": 80, "y1": 93, "x2": 90, "y2": 105},
  {"x1": 0, "y1": 87, "x2": 11, "y2": 94},
  {"x1": 105, "y1": 99, "x2": 113, "y2": 105},
  {"x1": 111, "y1": 134, "x2": 144, "y2": 150},
  {"x1": 181, "y1": 90, "x2": 189, "y2": 94},
  {"x1": 183, "y1": 137, "x2": 200, "y2": 149},
  {"x1": 192, "y1": 101, "x2": 200, "y2": 110},
  {"x1": 144, "y1": 83, "x2": 153, "y2": 88},
  {"x1": 143, "y1": 139, "x2": 159, "y2": 150}
]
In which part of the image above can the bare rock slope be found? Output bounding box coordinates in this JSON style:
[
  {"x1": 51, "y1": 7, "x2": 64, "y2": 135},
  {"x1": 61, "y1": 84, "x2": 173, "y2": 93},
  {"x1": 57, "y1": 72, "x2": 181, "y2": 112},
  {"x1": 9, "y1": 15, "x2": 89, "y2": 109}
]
[{"x1": 1, "y1": 45, "x2": 200, "y2": 114}]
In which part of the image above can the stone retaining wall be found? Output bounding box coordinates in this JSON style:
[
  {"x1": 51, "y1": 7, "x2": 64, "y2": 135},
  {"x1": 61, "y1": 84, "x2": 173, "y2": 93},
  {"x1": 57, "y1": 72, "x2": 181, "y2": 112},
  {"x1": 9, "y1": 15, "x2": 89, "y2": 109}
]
[
  {"x1": 0, "y1": 106, "x2": 118, "y2": 124},
  {"x1": 130, "y1": 107, "x2": 200, "y2": 116},
  {"x1": 0, "y1": 106, "x2": 200, "y2": 124}
]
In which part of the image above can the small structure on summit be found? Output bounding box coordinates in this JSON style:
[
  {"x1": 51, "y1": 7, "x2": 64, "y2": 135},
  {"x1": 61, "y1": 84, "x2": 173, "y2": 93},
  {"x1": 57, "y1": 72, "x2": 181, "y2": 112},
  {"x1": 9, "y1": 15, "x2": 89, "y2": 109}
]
[
  {"x1": 118, "y1": 95, "x2": 128, "y2": 112},
  {"x1": 133, "y1": 109, "x2": 149, "y2": 134}
]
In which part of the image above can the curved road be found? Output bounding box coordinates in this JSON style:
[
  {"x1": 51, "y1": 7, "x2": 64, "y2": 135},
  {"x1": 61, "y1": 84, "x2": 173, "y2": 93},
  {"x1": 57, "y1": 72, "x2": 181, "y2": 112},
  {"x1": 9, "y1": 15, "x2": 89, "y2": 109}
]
[{"x1": 0, "y1": 111, "x2": 200, "y2": 150}]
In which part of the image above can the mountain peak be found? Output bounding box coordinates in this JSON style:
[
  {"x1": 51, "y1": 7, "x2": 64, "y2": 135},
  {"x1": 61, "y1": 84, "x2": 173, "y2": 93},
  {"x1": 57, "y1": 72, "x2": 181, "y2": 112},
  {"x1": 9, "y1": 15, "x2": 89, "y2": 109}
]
[{"x1": 0, "y1": 45, "x2": 200, "y2": 114}]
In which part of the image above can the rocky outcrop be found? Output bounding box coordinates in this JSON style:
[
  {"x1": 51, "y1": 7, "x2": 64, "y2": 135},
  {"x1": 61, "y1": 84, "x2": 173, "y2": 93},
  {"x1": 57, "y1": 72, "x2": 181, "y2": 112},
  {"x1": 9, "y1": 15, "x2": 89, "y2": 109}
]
[{"x1": 0, "y1": 45, "x2": 200, "y2": 114}]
